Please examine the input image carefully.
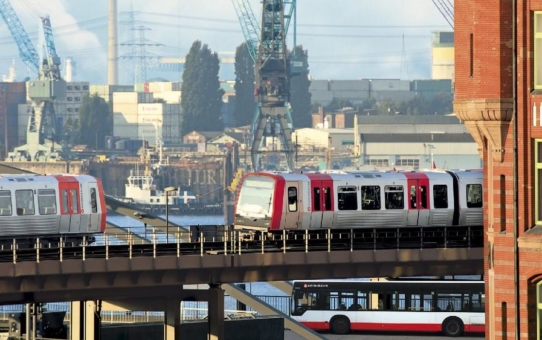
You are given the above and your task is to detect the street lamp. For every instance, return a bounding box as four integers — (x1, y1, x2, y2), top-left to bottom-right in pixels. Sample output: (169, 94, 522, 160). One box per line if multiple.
(164, 186, 177, 243)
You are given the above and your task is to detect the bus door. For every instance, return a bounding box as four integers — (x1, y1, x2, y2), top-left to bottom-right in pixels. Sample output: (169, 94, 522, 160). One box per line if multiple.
(67, 182, 81, 232)
(284, 182, 301, 229)
(406, 178, 430, 226)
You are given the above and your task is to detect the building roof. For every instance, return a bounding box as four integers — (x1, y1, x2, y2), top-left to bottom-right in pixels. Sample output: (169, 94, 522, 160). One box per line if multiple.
(356, 115, 462, 125)
(360, 133, 475, 143)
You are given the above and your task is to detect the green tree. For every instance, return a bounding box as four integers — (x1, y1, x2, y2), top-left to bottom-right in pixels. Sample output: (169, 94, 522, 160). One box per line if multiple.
(233, 42, 256, 127)
(181, 41, 224, 135)
(289, 45, 312, 128)
(325, 98, 354, 112)
(428, 92, 453, 115)
(77, 94, 111, 149)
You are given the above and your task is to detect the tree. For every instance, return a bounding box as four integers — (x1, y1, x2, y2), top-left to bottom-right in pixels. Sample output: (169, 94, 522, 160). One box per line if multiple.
(233, 42, 256, 127)
(76, 94, 111, 149)
(289, 45, 312, 128)
(181, 41, 224, 135)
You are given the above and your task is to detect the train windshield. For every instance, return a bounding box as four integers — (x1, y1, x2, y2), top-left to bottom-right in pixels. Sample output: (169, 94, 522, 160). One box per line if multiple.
(237, 176, 275, 217)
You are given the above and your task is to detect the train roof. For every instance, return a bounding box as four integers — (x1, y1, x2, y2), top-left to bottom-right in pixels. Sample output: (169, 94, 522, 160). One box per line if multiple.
(0, 174, 97, 183)
(244, 169, 483, 182)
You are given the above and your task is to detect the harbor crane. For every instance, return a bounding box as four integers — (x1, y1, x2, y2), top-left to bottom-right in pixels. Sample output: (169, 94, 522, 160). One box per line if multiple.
(0, 1, 66, 161)
(232, 0, 304, 171)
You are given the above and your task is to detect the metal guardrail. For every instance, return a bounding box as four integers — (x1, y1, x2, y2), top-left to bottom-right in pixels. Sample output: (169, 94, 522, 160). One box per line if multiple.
(0, 225, 483, 264)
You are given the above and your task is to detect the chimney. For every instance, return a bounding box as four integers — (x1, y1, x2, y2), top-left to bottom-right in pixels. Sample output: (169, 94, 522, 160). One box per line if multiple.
(108, 0, 118, 85)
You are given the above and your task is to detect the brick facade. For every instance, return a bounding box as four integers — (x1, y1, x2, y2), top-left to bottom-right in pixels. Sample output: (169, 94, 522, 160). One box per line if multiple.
(454, 1, 542, 339)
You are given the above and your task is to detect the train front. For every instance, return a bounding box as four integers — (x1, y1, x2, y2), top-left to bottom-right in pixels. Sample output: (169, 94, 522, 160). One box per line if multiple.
(234, 173, 281, 231)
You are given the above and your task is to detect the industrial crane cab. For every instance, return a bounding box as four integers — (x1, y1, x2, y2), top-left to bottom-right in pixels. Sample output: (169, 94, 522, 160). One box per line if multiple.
(265, 1, 283, 12)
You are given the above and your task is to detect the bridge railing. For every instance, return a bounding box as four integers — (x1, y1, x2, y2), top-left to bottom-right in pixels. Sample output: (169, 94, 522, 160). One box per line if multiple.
(0, 225, 483, 264)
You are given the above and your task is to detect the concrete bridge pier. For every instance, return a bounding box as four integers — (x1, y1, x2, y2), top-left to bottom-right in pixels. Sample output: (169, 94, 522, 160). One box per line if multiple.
(164, 298, 181, 340)
(70, 301, 101, 340)
(207, 283, 224, 340)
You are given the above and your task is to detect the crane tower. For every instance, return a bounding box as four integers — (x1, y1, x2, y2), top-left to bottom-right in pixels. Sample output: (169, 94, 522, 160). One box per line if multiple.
(251, 0, 295, 171)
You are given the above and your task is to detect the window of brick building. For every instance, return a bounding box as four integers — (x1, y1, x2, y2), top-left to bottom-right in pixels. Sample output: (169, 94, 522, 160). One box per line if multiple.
(535, 12, 542, 89)
(536, 140, 542, 224)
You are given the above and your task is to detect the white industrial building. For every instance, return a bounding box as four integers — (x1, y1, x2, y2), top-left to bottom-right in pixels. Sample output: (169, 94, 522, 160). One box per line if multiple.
(354, 115, 480, 169)
(112, 92, 182, 146)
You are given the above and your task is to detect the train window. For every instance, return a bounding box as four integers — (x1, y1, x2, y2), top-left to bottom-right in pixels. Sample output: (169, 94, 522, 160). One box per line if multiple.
(70, 189, 79, 213)
(361, 186, 381, 210)
(410, 186, 417, 208)
(466, 184, 483, 208)
(62, 190, 69, 214)
(0, 190, 12, 216)
(313, 188, 321, 211)
(15, 190, 35, 215)
(288, 187, 298, 212)
(420, 186, 428, 208)
(433, 185, 448, 209)
(338, 186, 357, 210)
(90, 188, 98, 213)
(38, 189, 57, 215)
(324, 187, 332, 211)
(384, 185, 404, 210)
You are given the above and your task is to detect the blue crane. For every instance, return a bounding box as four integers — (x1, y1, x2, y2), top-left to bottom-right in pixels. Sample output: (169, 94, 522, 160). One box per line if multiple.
(0, 0, 40, 74)
(232, 0, 301, 171)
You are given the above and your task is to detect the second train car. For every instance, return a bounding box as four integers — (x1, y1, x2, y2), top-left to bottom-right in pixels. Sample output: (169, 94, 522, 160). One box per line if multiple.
(234, 169, 483, 231)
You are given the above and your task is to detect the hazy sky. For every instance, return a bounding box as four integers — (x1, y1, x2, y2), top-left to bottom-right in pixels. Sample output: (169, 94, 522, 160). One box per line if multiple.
(0, 0, 450, 84)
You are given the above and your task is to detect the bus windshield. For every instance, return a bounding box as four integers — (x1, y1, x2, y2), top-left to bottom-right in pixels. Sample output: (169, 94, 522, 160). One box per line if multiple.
(236, 176, 275, 217)
(291, 279, 485, 336)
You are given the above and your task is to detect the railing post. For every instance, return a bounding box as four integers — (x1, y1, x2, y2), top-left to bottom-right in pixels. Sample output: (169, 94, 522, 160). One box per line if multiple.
(397, 227, 400, 250)
(283, 229, 286, 254)
(177, 229, 181, 258)
(238, 230, 242, 255)
(200, 232, 204, 256)
(129, 232, 132, 260)
(468, 226, 471, 248)
(36, 237, 40, 263)
(224, 230, 228, 256)
(12, 239, 16, 264)
(328, 229, 331, 252)
(58, 236, 64, 262)
(261, 230, 264, 254)
(83, 236, 86, 261)
(350, 229, 353, 252)
(105, 234, 109, 260)
(305, 229, 308, 253)
(152, 228, 156, 259)
(444, 226, 447, 248)
(373, 228, 377, 251)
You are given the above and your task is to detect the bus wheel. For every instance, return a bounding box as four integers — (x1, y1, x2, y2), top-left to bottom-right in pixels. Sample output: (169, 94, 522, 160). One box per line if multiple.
(331, 316, 350, 335)
(442, 317, 464, 337)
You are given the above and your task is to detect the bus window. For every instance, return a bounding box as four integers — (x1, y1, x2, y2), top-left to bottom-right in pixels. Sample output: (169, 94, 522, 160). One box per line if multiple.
(0, 190, 12, 216)
(338, 186, 357, 210)
(288, 187, 297, 212)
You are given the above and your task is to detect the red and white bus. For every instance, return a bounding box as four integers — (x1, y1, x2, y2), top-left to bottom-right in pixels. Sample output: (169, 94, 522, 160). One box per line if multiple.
(291, 279, 485, 336)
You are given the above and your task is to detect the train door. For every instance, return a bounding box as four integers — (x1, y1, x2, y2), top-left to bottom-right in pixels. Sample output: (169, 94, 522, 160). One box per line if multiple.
(406, 178, 430, 226)
(320, 181, 334, 228)
(310, 181, 323, 228)
(68, 182, 81, 233)
(284, 181, 301, 229)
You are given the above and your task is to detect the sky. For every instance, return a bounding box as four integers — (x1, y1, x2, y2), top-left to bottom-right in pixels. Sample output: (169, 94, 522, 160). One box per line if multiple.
(0, 0, 451, 84)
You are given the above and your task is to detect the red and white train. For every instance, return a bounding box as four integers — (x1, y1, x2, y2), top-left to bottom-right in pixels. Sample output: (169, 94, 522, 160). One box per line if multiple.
(0, 174, 106, 243)
(234, 169, 483, 231)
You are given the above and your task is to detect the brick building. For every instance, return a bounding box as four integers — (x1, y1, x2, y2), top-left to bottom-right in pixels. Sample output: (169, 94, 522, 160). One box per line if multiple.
(454, 1, 542, 338)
